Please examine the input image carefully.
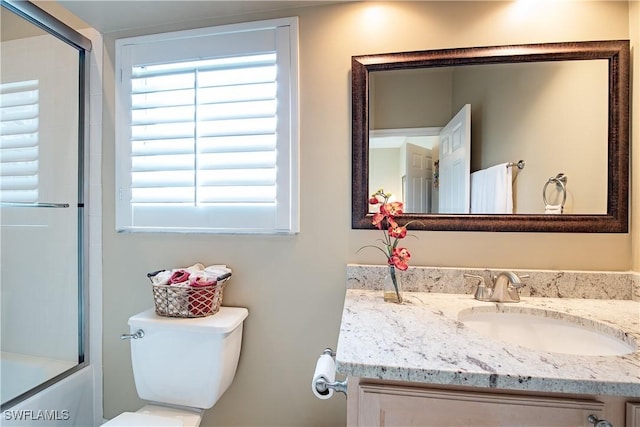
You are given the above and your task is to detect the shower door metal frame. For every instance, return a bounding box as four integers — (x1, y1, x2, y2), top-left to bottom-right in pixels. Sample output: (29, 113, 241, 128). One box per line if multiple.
(0, 0, 92, 411)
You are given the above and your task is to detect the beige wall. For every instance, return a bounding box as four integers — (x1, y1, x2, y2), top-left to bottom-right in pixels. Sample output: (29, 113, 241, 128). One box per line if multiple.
(371, 68, 454, 128)
(92, 1, 635, 426)
(370, 147, 403, 200)
(631, 0, 640, 272)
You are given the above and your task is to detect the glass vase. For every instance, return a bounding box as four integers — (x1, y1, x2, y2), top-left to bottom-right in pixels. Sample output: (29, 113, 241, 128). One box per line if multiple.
(383, 265, 403, 303)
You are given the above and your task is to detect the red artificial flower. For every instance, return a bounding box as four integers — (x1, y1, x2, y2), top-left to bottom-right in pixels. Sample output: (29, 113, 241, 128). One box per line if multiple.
(358, 189, 414, 276)
(389, 222, 407, 239)
(381, 201, 403, 217)
(371, 212, 385, 229)
(390, 247, 411, 270)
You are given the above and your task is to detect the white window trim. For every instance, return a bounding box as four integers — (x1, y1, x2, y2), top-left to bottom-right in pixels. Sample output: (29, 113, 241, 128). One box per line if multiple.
(115, 18, 299, 234)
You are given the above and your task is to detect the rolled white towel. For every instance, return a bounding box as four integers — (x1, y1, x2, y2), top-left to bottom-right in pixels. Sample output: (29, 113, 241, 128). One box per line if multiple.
(184, 263, 205, 274)
(205, 264, 232, 280)
(544, 204, 562, 214)
(150, 270, 172, 285)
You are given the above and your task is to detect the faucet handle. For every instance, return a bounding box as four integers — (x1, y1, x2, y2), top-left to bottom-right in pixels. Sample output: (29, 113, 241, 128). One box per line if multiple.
(463, 273, 485, 285)
(510, 273, 530, 289)
(464, 273, 492, 301)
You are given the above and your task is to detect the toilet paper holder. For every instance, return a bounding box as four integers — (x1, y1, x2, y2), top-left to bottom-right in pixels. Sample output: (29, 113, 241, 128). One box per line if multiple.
(313, 348, 348, 397)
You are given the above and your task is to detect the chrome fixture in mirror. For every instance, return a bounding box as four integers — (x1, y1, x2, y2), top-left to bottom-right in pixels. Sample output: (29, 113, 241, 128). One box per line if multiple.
(352, 40, 629, 232)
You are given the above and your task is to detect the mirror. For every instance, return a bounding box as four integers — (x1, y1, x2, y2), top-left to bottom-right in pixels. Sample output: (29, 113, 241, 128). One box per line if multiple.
(352, 40, 629, 232)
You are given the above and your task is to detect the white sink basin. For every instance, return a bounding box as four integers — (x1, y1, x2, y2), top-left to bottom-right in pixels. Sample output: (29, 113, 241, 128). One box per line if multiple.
(459, 308, 636, 356)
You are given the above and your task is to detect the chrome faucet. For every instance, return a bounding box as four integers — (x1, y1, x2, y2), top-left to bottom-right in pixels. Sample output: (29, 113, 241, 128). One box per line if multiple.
(464, 271, 529, 303)
(489, 271, 528, 302)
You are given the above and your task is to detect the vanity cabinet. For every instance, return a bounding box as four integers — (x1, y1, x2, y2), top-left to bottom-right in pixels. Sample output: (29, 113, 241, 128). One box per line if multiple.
(347, 378, 638, 427)
(628, 403, 640, 426)
(338, 290, 640, 426)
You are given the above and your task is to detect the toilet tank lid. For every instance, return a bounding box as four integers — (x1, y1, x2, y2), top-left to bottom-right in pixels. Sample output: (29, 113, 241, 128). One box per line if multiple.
(129, 307, 248, 334)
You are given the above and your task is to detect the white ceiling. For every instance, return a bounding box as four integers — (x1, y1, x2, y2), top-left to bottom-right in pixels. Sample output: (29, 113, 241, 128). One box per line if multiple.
(52, 1, 347, 33)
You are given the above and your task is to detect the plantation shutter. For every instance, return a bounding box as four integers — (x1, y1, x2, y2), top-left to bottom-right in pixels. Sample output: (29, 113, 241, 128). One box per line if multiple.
(116, 18, 298, 233)
(0, 80, 39, 203)
(130, 53, 278, 205)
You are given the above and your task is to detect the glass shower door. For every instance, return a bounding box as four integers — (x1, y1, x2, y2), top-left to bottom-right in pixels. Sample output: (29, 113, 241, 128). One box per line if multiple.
(0, 6, 83, 408)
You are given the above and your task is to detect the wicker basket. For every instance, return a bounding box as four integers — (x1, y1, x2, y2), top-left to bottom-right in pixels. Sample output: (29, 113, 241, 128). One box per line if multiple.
(151, 279, 228, 318)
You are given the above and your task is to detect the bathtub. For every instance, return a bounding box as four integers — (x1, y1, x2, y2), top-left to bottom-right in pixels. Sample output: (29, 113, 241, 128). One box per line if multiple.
(1, 352, 76, 405)
(1, 352, 95, 426)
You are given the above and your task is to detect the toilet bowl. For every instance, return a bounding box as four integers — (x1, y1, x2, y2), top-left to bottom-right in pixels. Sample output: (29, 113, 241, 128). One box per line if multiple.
(101, 307, 248, 427)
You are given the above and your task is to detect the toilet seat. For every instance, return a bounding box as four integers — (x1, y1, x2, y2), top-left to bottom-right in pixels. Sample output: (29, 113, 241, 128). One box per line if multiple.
(101, 412, 183, 427)
(101, 404, 203, 427)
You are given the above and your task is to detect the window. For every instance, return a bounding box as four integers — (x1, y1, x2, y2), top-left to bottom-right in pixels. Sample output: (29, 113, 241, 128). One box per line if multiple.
(0, 80, 39, 203)
(115, 18, 299, 233)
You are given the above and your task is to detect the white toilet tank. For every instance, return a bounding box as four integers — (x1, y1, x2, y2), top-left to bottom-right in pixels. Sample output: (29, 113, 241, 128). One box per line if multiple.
(128, 307, 248, 409)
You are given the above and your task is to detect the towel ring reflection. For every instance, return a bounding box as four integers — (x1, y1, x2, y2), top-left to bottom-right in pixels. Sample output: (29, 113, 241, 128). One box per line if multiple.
(543, 173, 567, 208)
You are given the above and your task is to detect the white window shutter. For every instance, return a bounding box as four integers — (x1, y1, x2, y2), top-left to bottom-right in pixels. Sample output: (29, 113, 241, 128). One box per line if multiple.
(0, 80, 39, 203)
(115, 18, 299, 233)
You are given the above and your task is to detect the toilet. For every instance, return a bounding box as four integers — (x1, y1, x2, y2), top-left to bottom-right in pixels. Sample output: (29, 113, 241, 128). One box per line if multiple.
(102, 306, 249, 427)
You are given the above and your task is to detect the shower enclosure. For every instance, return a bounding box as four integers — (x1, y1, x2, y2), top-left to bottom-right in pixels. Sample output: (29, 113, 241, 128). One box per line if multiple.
(0, 0, 92, 414)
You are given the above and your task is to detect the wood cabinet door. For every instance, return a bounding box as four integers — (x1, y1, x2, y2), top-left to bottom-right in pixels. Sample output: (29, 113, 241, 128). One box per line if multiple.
(357, 383, 605, 427)
(627, 402, 640, 427)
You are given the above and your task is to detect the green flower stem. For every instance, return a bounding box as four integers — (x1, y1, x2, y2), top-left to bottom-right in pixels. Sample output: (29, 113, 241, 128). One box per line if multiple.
(389, 265, 401, 302)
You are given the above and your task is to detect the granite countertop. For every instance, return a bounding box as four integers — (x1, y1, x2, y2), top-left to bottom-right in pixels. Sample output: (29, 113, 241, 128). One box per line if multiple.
(336, 289, 640, 397)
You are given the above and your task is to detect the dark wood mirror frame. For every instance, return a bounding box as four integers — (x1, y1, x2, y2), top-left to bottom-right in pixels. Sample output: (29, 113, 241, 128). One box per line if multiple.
(352, 40, 629, 232)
